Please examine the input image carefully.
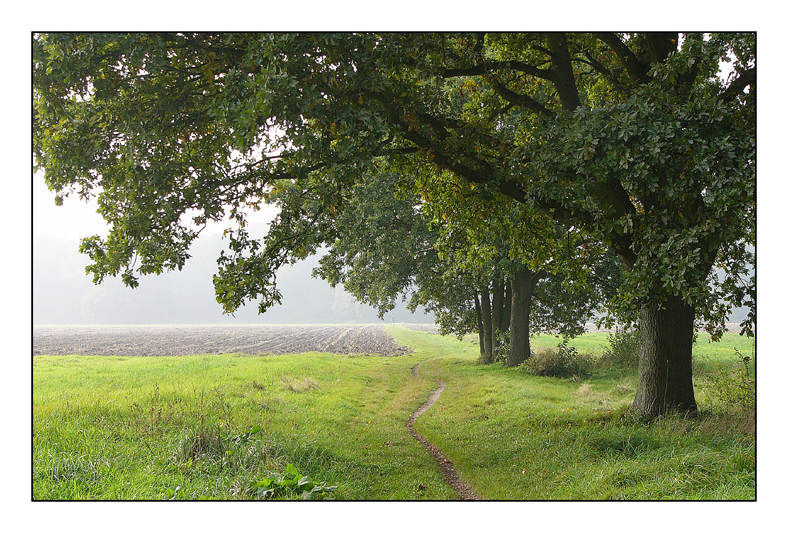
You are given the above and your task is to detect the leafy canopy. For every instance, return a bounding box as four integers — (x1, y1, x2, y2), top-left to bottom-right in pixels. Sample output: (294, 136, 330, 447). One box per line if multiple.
(33, 32, 754, 337)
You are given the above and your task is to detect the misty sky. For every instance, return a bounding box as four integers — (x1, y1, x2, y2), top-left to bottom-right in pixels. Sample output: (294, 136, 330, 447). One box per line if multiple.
(32, 171, 433, 325)
(33, 169, 280, 240)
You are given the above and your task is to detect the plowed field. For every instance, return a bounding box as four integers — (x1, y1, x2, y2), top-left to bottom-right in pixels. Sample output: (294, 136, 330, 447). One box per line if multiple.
(32, 324, 412, 357)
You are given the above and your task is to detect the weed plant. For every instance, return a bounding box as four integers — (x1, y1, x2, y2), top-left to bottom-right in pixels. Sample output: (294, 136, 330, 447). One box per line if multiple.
(251, 463, 337, 500)
(705, 349, 755, 409)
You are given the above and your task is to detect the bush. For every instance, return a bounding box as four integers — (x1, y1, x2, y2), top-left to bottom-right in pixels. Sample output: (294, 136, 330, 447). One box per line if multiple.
(524, 339, 593, 379)
(706, 349, 755, 412)
(599, 327, 641, 368)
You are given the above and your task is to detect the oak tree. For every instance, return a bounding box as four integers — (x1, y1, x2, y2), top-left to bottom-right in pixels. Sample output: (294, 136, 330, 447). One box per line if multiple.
(33, 32, 754, 419)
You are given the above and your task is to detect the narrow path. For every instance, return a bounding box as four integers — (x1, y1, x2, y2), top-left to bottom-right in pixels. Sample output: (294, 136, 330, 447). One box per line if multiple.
(408, 361, 480, 500)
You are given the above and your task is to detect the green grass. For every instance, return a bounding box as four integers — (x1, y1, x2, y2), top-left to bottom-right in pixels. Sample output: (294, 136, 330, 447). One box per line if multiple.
(33, 327, 754, 500)
(33, 349, 455, 500)
(530, 331, 611, 357)
(529, 329, 754, 363)
(389, 327, 754, 500)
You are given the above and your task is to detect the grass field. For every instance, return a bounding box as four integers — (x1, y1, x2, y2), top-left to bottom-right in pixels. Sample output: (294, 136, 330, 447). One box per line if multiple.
(32, 326, 755, 500)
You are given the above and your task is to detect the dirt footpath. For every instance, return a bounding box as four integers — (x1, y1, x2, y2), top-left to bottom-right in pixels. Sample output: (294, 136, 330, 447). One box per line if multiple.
(408, 360, 480, 500)
(32, 324, 411, 357)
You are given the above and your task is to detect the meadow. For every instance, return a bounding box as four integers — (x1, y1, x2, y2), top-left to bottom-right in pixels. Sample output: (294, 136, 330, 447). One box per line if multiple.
(32, 326, 755, 500)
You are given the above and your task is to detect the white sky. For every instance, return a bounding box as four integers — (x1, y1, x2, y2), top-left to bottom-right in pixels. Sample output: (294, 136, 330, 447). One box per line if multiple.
(33, 170, 108, 241)
(33, 169, 280, 242)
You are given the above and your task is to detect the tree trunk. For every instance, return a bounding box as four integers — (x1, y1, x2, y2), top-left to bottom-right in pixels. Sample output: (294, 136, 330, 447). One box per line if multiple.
(501, 279, 511, 332)
(491, 277, 505, 361)
(508, 267, 533, 367)
(473, 290, 485, 359)
(631, 294, 698, 420)
(479, 286, 494, 364)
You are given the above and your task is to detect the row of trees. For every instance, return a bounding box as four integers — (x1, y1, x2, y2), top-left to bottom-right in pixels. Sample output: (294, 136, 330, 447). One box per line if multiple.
(33, 32, 755, 419)
(273, 166, 620, 367)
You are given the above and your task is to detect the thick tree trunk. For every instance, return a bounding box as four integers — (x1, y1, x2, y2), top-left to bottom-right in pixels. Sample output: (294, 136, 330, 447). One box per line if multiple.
(632, 294, 698, 419)
(479, 286, 494, 364)
(508, 267, 533, 367)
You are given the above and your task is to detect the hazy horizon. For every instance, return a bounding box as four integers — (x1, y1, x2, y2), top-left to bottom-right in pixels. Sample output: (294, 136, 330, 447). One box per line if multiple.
(33, 172, 435, 326)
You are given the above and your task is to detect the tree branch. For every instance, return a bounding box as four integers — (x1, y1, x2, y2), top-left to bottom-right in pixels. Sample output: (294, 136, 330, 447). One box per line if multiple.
(442, 60, 555, 81)
(593, 32, 651, 85)
(472, 33, 486, 54)
(720, 67, 756, 102)
(366, 83, 638, 265)
(547, 33, 582, 111)
(645, 33, 679, 64)
(488, 79, 556, 118)
(578, 51, 629, 94)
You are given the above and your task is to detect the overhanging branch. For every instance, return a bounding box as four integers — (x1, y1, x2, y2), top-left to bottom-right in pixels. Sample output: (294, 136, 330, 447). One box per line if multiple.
(488, 79, 556, 118)
(593, 32, 651, 85)
(442, 60, 555, 82)
(720, 67, 756, 102)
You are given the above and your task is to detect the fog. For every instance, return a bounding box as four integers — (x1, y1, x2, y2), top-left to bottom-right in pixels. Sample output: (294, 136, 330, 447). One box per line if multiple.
(33, 226, 434, 326)
(32, 168, 435, 326)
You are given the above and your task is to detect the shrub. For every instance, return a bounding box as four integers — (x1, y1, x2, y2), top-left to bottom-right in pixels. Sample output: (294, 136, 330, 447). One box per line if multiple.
(167, 424, 265, 472)
(599, 327, 641, 369)
(706, 349, 755, 412)
(524, 339, 593, 379)
(172, 429, 225, 464)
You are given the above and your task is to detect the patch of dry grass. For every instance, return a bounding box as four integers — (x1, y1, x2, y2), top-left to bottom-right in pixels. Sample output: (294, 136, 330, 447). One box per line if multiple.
(573, 379, 635, 411)
(281, 377, 319, 393)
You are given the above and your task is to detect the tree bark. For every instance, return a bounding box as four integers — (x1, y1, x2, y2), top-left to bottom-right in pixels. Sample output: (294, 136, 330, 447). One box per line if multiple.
(546, 33, 582, 112)
(491, 277, 505, 361)
(479, 286, 494, 364)
(473, 290, 485, 360)
(508, 267, 533, 367)
(632, 294, 698, 419)
(501, 279, 511, 332)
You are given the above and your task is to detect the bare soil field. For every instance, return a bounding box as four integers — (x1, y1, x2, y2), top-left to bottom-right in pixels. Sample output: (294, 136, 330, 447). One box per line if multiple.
(33, 324, 411, 357)
(32, 322, 744, 358)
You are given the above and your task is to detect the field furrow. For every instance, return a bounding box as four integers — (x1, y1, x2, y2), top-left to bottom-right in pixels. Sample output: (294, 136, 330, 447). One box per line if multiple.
(33, 324, 411, 357)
